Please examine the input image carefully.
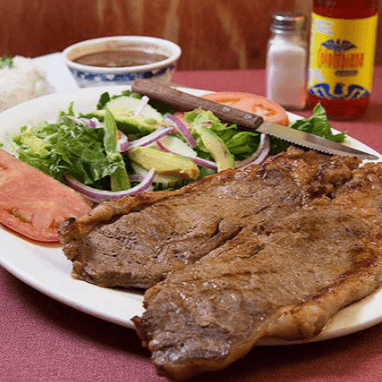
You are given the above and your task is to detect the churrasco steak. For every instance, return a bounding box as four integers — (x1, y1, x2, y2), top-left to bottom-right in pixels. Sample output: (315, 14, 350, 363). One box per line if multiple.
(59, 148, 360, 289)
(132, 163, 382, 380)
(58, 148, 382, 380)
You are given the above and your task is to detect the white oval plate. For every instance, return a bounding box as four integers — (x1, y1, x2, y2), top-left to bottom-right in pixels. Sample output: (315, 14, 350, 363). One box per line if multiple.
(0, 85, 381, 345)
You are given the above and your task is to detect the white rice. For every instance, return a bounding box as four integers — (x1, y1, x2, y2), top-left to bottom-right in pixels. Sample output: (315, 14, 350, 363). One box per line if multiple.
(0, 56, 47, 112)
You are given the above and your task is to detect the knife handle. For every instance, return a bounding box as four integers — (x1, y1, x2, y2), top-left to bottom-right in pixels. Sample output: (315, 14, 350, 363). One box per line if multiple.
(131, 79, 264, 130)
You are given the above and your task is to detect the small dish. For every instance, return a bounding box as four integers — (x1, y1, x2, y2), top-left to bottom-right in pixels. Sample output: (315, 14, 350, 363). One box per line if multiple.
(62, 36, 181, 88)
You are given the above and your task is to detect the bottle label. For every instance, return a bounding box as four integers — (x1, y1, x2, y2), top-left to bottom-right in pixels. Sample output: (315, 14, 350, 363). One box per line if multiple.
(308, 13, 378, 100)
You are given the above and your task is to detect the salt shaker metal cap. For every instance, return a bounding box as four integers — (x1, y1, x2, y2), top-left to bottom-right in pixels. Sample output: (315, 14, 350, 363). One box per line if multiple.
(270, 12, 307, 33)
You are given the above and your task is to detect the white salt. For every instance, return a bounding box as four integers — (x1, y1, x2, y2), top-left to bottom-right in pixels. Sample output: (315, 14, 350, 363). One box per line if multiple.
(266, 33, 307, 110)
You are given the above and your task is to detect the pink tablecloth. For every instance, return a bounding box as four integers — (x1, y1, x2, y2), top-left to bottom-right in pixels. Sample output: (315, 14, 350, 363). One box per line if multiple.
(1, 68, 382, 382)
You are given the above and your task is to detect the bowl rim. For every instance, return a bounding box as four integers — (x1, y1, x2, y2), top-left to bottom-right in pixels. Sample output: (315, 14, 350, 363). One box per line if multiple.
(62, 35, 181, 73)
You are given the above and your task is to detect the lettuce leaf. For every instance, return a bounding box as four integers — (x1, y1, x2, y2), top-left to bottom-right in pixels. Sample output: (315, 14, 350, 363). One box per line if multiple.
(289, 103, 346, 143)
(11, 107, 128, 189)
(184, 108, 260, 161)
(184, 104, 346, 157)
(268, 103, 347, 154)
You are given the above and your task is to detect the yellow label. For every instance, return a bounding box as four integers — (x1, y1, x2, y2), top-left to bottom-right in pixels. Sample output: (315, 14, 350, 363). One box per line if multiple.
(308, 13, 378, 100)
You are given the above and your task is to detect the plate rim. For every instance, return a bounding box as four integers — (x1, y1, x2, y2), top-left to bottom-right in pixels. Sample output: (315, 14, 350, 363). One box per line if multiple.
(0, 84, 382, 346)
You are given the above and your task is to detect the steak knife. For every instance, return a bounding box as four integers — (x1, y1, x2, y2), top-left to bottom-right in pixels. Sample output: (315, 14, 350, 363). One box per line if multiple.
(131, 79, 379, 160)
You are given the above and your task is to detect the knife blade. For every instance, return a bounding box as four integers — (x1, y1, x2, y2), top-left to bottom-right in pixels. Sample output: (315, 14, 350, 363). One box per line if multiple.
(131, 79, 379, 160)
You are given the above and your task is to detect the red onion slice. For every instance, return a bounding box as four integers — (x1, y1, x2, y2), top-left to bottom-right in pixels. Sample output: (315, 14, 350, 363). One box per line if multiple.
(156, 140, 218, 171)
(65, 116, 86, 126)
(129, 173, 144, 182)
(65, 116, 104, 129)
(189, 156, 218, 170)
(252, 136, 271, 165)
(127, 127, 174, 151)
(235, 134, 270, 169)
(165, 114, 197, 148)
(156, 140, 173, 153)
(117, 131, 129, 152)
(134, 95, 149, 116)
(64, 169, 155, 202)
(88, 117, 104, 129)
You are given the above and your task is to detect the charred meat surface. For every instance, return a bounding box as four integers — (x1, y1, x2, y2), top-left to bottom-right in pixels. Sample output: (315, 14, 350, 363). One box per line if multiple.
(132, 170, 382, 380)
(59, 148, 360, 289)
(58, 148, 382, 381)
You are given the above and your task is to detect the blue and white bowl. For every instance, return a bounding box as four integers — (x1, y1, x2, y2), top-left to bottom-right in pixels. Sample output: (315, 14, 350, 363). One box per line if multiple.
(62, 36, 181, 88)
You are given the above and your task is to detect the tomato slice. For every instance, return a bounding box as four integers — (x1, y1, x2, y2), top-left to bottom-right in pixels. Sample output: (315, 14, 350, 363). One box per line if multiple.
(201, 92, 289, 126)
(0, 149, 92, 242)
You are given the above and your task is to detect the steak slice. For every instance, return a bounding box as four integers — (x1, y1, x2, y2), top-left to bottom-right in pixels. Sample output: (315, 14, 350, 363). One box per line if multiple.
(59, 148, 360, 289)
(132, 194, 382, 380)
(332, 162, 382, 229)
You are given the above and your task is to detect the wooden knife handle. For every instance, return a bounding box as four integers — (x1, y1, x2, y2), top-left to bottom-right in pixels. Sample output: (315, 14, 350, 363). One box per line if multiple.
(131, 79, 264, 130)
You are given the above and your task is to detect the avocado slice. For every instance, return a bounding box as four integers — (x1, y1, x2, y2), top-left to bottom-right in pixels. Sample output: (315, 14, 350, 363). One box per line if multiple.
(131, 162, 190, 188)
(192, 123, 235, 172)
(103, 108, 130, 191)
(129, 147, 200, 179)
(81, 109, 162, 138)
(84, 95, 165, 138)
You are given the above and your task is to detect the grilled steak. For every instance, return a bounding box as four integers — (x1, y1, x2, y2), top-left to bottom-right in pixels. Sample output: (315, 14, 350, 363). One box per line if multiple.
(59, 148, 360, 289)
(58, 148, 382, 380)
(132, 163, 382, 380)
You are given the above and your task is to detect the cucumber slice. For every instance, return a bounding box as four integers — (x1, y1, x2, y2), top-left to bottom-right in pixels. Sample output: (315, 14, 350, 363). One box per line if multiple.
(81, 110, 161, 137)
(192, 124, 235, 172)
(158, 135, 197, 157)
(106, 96, 164, 121)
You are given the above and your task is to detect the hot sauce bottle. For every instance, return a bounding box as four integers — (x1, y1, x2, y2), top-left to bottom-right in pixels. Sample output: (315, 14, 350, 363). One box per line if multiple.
(307, 0, 379, 119)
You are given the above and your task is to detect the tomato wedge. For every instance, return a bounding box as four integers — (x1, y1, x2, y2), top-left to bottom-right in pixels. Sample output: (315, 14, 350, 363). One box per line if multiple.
(0, 149, 92, 242)
(201, 92, 289, 126)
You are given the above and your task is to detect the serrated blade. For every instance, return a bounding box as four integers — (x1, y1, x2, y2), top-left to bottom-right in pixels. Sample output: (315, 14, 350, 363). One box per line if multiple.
(257, 122, 378, 160)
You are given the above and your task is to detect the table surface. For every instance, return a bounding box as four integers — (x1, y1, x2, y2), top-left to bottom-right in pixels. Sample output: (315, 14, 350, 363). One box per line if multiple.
(1, 67, 382, 382)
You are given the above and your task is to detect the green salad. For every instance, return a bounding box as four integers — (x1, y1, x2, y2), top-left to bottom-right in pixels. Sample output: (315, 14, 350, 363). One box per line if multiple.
(10, 90, 346, 202)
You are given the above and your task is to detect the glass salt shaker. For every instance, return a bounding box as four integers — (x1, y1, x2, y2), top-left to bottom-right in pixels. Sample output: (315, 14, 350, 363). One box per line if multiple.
(266, 12, 308, 110)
